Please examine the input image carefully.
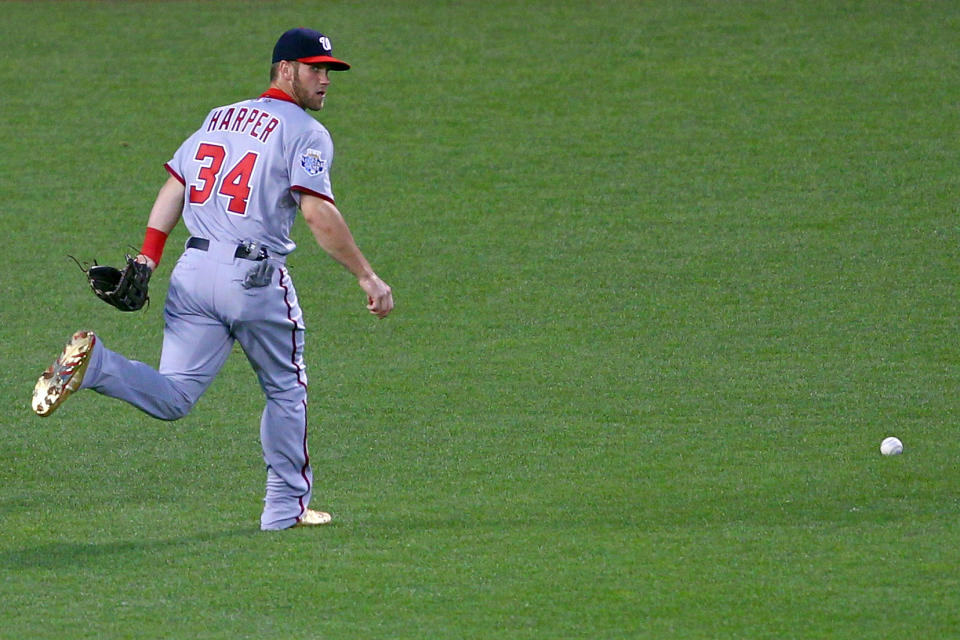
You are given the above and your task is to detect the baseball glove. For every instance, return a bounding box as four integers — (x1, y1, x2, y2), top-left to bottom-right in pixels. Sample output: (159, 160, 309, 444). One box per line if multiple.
(71, 254, 152, 312)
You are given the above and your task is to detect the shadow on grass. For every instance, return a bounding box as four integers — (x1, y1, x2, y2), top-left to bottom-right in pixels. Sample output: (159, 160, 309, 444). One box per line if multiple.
(1, 527, 259, 570)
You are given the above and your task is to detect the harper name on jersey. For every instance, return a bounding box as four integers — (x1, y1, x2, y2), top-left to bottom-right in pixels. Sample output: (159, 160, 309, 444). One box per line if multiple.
(205, 106, 280, 143)
(166, 90, 336, 256)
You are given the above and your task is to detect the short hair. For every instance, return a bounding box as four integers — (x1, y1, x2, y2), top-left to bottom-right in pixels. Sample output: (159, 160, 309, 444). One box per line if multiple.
(270, 60, 301, 82)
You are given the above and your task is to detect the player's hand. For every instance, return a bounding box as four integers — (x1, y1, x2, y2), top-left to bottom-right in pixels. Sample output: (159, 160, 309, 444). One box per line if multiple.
(135, 254, 157, 272)
(358, 274, 393, 318)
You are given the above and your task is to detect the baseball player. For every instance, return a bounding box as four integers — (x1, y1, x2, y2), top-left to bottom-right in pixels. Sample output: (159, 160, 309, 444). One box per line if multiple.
(31, 28, 394, 530)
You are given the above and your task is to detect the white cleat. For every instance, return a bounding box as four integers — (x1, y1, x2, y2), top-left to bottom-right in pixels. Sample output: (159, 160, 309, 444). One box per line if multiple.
(293, 509, 333, 527)
(32, 331, 96, 417)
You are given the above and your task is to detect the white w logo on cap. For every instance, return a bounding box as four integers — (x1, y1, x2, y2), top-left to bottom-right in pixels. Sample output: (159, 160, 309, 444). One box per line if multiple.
(318, 36, 331, 50)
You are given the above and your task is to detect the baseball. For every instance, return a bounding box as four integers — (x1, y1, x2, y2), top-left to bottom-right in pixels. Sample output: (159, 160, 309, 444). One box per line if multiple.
(880, 436, 903, 456)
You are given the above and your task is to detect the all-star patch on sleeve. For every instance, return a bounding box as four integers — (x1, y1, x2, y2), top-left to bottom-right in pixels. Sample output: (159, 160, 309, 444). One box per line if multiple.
(300, 148, 327, 176)
(290, 125, 335, 203)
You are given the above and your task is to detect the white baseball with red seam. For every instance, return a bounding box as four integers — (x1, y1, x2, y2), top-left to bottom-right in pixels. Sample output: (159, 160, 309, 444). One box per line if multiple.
(880, 437, 903, 456)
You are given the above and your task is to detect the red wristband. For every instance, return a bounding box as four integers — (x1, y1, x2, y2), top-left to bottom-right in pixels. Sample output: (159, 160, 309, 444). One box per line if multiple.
(140, 226, 169, 266)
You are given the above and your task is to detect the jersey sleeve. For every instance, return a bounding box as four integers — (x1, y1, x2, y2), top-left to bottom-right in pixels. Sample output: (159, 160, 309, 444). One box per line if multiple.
(165, 130, 199, 185)
(288, 127, 335, 204)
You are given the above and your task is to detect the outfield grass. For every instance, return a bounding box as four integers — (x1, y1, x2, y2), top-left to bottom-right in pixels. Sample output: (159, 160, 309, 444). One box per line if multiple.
(2, 1, 959, 638)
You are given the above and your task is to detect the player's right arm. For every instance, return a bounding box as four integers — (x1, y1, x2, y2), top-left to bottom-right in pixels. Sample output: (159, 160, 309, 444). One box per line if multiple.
(147, 175, 186, 234)
(137, 175, 186, 270)
(299, 193, 393, 318)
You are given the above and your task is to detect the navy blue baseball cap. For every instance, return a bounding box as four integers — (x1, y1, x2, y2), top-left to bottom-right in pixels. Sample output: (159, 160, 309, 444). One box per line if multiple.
(272, 28, 350, 70)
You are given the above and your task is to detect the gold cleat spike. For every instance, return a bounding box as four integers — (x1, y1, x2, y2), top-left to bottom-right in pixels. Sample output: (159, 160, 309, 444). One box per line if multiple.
(293, 509, 332, 527)
(32, 331, 96, 417)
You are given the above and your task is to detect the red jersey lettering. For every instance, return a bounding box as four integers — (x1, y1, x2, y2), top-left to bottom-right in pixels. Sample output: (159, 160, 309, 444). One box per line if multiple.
(189, 143, 226, 204)
(219, 151, 258, 215)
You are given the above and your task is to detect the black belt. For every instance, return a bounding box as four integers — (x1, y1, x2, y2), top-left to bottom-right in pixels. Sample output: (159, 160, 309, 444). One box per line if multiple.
(186, 237, 269, 261)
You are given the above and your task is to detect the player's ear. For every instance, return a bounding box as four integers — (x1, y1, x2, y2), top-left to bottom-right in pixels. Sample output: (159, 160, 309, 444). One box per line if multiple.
(282, 60, 299, 81)
(272, 60, 291, 84)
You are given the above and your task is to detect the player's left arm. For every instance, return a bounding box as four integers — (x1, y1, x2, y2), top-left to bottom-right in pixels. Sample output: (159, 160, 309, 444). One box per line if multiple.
(299, 193, 393, 318)
(137, 175, 186, 270)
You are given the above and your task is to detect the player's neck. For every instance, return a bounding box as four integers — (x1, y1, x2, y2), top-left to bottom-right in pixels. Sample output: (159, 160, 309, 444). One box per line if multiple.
(261, 87, 299, 105)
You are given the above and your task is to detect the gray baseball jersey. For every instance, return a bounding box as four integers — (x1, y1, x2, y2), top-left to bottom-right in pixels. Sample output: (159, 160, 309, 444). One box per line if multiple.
(165, 88, 336, 254)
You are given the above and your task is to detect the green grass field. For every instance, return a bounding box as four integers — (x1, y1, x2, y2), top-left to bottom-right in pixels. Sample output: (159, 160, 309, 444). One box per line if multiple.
(2, 1, 959, 637)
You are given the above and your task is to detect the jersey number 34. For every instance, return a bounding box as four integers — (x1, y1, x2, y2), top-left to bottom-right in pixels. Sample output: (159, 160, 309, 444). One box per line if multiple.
(189, 143, 259, 215)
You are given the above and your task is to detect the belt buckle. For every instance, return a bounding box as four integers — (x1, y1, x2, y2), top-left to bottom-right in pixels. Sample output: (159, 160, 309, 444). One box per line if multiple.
(240, 241, 265, 260)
